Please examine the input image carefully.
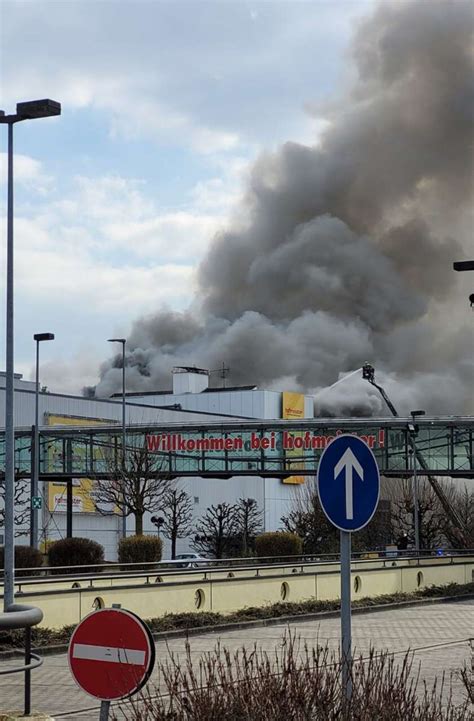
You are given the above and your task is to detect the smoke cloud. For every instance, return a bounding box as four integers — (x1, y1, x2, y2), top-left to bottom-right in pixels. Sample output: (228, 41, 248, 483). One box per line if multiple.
(93, 0, 474, 416)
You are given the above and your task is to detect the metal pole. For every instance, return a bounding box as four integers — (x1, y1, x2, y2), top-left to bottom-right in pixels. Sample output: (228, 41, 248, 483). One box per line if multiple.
(24, 625, 31, 716)
(121, 341, 127, 540)
(340, 530, 352, 702)
(31, 339, 40, 547)
(99, 700, 110, 721)
(66, 478, 73, 538)
(4, 120, 15, 611)
(412, 444, 420, 554)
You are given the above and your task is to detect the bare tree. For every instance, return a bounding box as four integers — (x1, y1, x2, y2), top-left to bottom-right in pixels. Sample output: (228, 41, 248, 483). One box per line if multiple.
(94, 438, 172, 535)
(388, 478, 446, 550)
(160, 485, 193, 559)
(281, 483, 339, 554)
(192, 502, 238, 558)
(281, 482, 391, 554)
(0, 473, 29, 538)
(235, 498, 263, 555)
(436, 482, 474, 549)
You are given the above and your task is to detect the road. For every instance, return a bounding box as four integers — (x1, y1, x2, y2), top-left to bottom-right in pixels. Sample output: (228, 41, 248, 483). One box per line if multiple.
(1, 599, 472, 720)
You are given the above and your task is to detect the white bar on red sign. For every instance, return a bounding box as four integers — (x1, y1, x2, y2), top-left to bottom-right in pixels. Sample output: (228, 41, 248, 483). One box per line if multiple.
(72, 643, 146, 665)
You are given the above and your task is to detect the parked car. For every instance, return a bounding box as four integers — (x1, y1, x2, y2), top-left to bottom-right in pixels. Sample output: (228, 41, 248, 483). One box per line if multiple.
(159, 553, 211, 569)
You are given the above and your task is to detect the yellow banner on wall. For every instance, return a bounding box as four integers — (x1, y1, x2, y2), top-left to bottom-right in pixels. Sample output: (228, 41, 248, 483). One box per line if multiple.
(282, 392, 305, 420)
(282, 392, 305, 484)
(46, 414, 114, 513)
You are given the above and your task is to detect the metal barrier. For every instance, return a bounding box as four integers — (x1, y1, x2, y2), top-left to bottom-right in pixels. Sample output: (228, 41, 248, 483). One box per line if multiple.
(2, 549, 472, 582)
(0, 604, 44, 715)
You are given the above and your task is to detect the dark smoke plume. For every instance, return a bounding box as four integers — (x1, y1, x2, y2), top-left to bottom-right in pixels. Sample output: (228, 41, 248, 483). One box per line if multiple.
(94, 0, 474, 416)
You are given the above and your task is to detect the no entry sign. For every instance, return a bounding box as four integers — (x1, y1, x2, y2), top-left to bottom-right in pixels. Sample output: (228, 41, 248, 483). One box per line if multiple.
(68, 608, 155, 701)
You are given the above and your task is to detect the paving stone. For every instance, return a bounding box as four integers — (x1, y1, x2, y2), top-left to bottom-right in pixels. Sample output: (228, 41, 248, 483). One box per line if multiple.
(0, 600, 472, 719)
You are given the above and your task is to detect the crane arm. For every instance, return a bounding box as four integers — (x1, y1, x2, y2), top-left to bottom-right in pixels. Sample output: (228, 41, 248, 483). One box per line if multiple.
(361, 364, 471, 547)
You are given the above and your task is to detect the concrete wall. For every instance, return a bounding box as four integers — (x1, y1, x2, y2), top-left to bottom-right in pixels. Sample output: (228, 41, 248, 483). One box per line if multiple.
(6, 555, 473, 629)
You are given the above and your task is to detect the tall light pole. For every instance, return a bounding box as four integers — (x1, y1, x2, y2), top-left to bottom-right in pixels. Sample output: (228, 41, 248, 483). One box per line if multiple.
(0, 99, 61, 611)
(409, 409, 425, 554)
(31, 333, 55, 548)
(453, 261, 474, 307)
(108, 338, 127, 539)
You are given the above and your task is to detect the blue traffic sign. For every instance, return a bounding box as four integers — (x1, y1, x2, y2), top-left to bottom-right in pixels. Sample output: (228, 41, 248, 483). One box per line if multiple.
(317, 434, 380, 532)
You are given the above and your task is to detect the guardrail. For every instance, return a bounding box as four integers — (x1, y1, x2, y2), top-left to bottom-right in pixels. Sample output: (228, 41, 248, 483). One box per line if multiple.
(2, 548, 471, 582)
(0, 603, 44, 715)
(3, 551, 472, 596)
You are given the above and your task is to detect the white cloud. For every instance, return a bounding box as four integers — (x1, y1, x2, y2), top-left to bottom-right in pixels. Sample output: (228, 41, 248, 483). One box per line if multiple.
(0, 153, 54, 194)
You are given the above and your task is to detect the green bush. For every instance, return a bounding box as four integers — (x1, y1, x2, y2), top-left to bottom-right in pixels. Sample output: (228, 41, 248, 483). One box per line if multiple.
(0, 545, 44, 577)
(118, 534, 162, 570)
(48, 537, 104, 574)
(255, 531, 303, 558)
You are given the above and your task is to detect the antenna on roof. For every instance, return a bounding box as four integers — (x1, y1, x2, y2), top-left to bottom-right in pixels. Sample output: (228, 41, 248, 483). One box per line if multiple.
(209, 362, 230, 388)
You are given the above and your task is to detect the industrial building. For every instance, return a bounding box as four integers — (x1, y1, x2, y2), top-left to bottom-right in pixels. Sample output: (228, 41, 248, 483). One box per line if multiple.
(0, 368, 314, 559)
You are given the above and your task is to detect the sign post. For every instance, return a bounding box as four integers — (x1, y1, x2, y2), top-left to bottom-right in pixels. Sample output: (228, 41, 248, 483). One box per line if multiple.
(317, 434, 380, 702)
(68, 607, 155, 719)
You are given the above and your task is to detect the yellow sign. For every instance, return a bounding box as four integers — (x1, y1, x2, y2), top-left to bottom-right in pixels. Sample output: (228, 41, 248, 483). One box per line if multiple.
(46, 414, 114, 513)
(282, 392, 305, 420)
(282, 392, 305, 484)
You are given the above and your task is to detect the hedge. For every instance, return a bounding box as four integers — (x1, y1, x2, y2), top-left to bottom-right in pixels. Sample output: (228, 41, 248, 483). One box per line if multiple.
(118, 534, 162, 570)
(48, 537, 104, 574)
(255, 531, 303, 557)
(0, 545, 44, 577)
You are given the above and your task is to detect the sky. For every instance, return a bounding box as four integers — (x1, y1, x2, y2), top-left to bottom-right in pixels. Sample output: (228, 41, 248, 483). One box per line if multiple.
(0, 0, 378, 394)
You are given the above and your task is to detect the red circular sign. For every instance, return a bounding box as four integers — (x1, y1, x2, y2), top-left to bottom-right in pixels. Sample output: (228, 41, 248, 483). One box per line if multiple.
(68, 608, 155, 701)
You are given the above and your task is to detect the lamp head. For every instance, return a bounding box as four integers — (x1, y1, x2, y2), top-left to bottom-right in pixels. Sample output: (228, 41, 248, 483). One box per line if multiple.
(108, 338, 126, 344)
(34, 332, 55, 342)
(16, 99, 61, 119)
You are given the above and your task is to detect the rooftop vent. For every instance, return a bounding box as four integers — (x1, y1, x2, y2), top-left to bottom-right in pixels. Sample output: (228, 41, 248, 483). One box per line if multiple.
(172, 366, 209, 394)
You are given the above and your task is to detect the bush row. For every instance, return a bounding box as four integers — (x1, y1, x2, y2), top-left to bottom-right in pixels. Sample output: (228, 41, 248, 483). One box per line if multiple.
(0, 531, 302, 574)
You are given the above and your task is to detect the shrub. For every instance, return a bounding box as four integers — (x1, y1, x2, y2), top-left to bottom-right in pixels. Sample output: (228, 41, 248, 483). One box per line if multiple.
(118, 535, 162, 570)
(113, 633, 471, 720)
(0, 545, 44, 577)
(48, 537, 104, 574)
(255, 531, 303, 558)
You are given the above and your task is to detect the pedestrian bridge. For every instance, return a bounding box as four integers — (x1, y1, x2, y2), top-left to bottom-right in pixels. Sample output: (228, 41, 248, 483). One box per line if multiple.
(2, 417, 473, 479)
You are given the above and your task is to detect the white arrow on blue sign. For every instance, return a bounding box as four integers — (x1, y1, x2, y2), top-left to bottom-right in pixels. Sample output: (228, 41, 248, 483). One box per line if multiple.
(317, 434, 380, 532)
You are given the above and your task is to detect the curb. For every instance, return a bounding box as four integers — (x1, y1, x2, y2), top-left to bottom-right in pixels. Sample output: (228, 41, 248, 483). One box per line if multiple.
(1, 592, 473, 660)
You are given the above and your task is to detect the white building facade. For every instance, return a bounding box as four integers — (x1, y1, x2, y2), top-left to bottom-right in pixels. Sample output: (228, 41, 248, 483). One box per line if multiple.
(1, 368, 314, 559)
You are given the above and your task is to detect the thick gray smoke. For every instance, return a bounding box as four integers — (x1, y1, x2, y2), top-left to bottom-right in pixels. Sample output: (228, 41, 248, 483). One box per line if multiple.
(94, 0, 474, 416)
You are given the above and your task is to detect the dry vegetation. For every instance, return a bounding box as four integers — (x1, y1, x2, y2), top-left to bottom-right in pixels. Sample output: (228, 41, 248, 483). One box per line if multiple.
(113, 633, 472, 720)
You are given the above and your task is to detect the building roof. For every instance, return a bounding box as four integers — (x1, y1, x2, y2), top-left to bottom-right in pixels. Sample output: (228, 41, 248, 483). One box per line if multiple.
(111, 384, 258, 398)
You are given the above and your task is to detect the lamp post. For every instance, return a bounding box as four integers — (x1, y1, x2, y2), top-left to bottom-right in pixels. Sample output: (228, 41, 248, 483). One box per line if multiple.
(409, 409, 425, 554)
(31, 333, 55, 548)
(453, 260, 474, 307)
(108, 338, 127, 540)
(0, 99, 61, 611)
(151, 515, 165, 540)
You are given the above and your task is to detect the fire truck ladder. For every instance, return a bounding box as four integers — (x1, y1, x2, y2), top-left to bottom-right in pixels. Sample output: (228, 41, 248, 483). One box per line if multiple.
(362, 363, 472, 548)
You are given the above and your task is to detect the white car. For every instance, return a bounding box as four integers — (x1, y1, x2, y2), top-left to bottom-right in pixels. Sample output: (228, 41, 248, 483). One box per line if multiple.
(160, 553, 210, 569)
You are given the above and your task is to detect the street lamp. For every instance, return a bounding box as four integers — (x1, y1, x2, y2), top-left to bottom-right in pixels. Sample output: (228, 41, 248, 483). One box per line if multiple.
(453, 260, 474, 307)
(31, 333, 55, 548)
(108, 338, 127, 540)
(0, 99, 61, 611)
(151, 515, 165, 540)
(409, 410, 425, 555)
